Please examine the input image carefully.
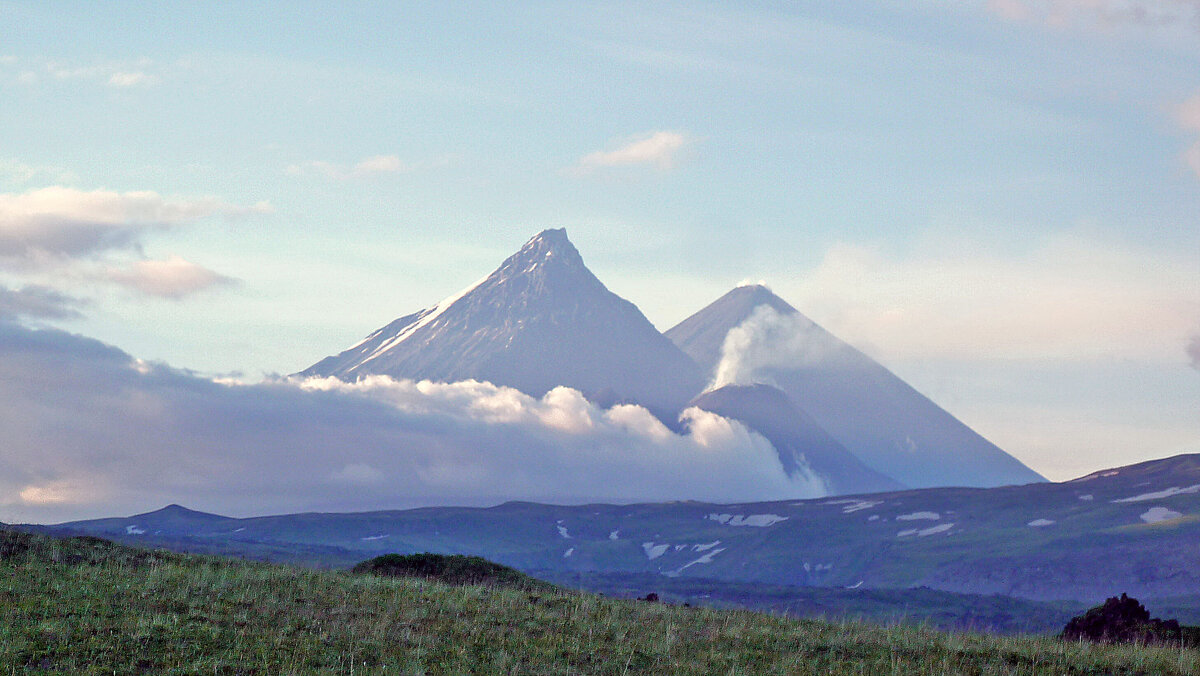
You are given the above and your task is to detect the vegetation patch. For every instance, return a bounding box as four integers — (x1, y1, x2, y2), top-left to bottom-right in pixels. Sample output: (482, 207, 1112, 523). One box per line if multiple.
(5, 528, 1200, 674)
(1062, 593, 1200, 647)
(351, 552, 552, 590)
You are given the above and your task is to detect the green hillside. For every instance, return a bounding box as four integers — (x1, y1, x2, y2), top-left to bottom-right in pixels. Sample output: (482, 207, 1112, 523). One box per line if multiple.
(3, 528, 1198, 675)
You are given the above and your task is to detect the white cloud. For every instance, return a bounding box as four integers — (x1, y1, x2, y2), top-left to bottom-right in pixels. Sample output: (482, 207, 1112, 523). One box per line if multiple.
(984, 0, 1200, 30)
(576, 131, 692, 172)
(780, 233, 1200, 364)
(41, 58, 160, 88)
(1176, 92, 1200, 179)
(286, 154, 410, 179)
(105, 255, 236, 299)
(0, 186, 269, 268)
(0, 324, 821, 523)
(353, 154, 404, 174)
(107, 71, 156, 88)
(0, 159, 77, 186)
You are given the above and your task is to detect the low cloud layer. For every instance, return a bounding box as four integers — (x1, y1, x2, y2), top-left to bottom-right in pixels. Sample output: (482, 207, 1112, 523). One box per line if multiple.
(0, 322, 821, 524)
(576, 131, 691, 172)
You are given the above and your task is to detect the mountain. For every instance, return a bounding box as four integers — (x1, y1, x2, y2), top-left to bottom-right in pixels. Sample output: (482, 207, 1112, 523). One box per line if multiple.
(690, 384, 904, 495)
(665, 285, 1045, 489)
(302, 229, 705, 418)
(37, 454, 1200, 606)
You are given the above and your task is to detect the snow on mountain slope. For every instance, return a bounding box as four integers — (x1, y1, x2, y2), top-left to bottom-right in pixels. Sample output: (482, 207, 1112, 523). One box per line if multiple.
(302, 229, 706, 418)
(666, 285, 1045, 489)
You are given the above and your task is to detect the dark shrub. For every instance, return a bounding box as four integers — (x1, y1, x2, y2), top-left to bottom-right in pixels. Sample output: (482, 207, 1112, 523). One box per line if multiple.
(1061, 594, 1196, 646)
(351, 552, 546, 590)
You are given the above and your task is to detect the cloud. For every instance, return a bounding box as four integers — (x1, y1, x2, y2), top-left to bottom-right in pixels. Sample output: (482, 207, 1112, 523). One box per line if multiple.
(0, 159, 77, 186)
(0, 186, 270, 269)
(285, 154, 410, 179)
(780, 233, 1200, 364)
(576, 131, 692, 172)
(105, 255, 237, 299)
(984, 0, 1200, 31)
(711, 305, 851, 390)
(107, 71, 156, 88)
(0, 323, 822, 523)
(1176, 93, 1200, 179)
(0, 285, 85, 321)
(41, 59, 160, 88)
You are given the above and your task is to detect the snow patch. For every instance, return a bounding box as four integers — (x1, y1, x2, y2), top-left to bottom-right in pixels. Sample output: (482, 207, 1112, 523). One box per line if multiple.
(1078, 494, 1093, 501)
(1113, 484, 1200, 504)
(563, 547, 574, 558)
(556, 524, 571, 539)
(1140, 506, 1183, 524)
(360, 534, 390, 541)
(232, 527, 245, 533)
(608, 529, 620, 540)
(665, 547, 727, 577)
(1027, 519, 1055, 527)
(841, 500, 881, 514)
(899, 523, 955, 537)
(846, 580, 863, 589)
(124, 525, 145, 535)
(642, 542, 669, 560)
(867, 515, 880, 522)
(706, 513, 787, 527)
(692, 540, 721, 552)
(896, 511, 940, 521)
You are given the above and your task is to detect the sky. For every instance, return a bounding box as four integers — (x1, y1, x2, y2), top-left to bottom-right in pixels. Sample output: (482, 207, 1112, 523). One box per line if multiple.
(1, 1, 1198, 521)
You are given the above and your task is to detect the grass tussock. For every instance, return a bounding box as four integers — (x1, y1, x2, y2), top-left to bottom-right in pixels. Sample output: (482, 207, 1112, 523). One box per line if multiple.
(2, 529, 1199, 674)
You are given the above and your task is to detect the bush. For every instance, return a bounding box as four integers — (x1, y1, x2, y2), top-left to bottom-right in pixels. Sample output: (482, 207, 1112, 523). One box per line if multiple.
(351, 552, 548, 590)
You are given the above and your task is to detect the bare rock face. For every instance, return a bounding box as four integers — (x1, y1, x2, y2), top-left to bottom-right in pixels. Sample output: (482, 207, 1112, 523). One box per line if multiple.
(1060, 594, 1186, 645)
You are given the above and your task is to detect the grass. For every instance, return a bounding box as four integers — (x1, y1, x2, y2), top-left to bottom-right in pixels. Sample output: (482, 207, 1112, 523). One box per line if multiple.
(2, 529, 1200, 674)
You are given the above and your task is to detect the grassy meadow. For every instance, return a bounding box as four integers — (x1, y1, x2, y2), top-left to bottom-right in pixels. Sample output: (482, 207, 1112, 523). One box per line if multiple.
(2, 528, 1198, 674)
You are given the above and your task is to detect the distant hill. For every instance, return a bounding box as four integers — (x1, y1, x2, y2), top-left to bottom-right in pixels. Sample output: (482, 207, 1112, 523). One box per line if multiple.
(37, 453, 1200, 605)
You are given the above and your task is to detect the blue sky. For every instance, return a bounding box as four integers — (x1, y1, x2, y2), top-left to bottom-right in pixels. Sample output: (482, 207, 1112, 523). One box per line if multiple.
(0, 0, 1198, 495)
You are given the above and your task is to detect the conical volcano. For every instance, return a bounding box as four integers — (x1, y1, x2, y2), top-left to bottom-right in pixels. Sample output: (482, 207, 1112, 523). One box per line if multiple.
(667, 284, 1045, 489)
(302, 229, 705, 416)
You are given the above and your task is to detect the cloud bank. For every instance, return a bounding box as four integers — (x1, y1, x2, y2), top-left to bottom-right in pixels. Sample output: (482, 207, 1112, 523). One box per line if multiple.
(0, 322, 819, 524)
